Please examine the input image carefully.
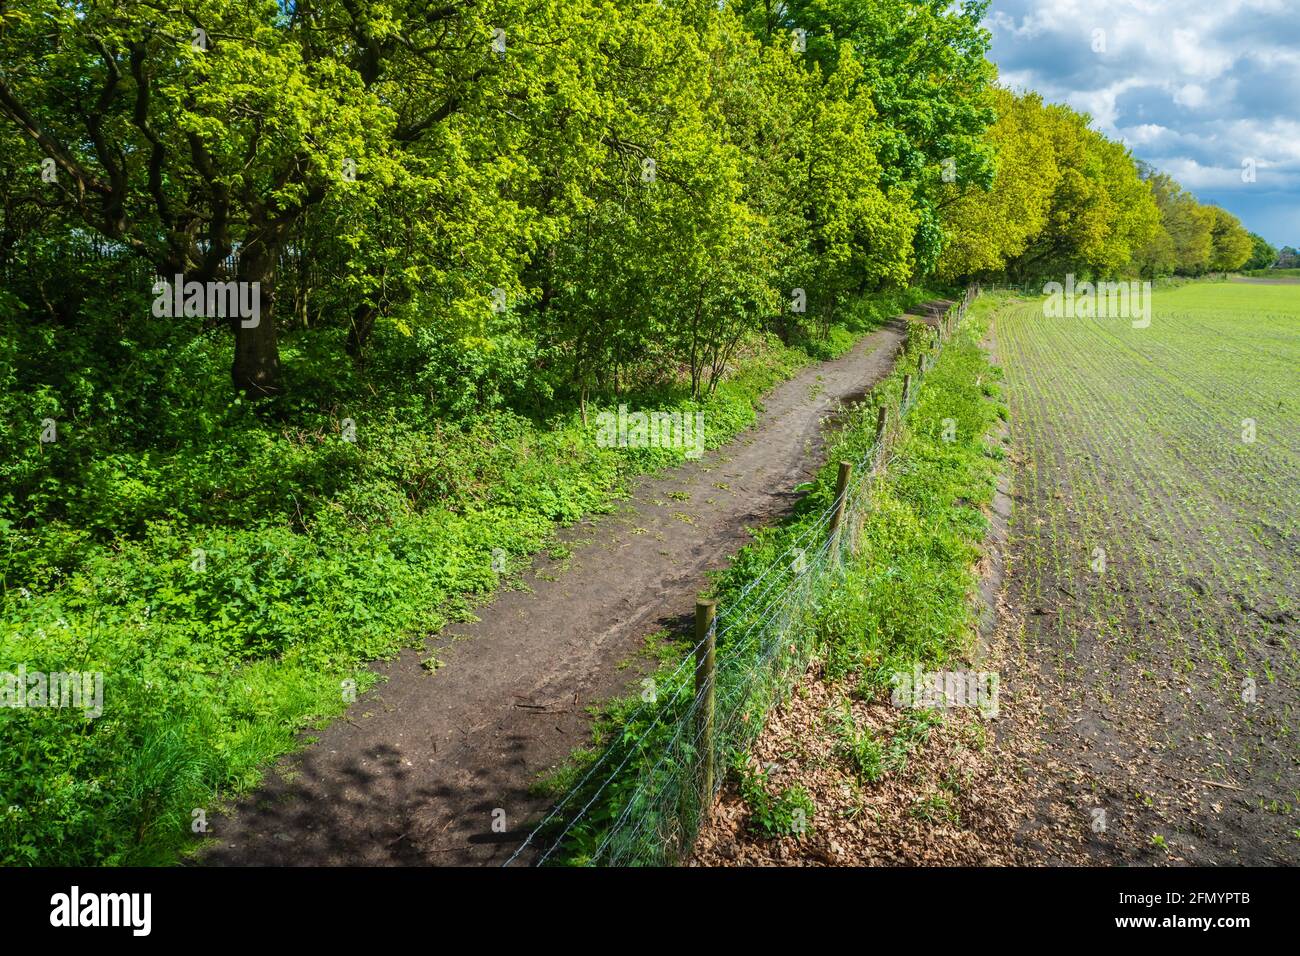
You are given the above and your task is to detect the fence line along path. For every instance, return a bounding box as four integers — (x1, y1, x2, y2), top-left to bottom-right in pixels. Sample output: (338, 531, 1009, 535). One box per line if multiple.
(509, 287, 976, 867)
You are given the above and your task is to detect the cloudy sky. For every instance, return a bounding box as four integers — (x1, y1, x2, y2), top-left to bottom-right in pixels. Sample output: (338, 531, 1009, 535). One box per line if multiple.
(984, 0, 1299, 248)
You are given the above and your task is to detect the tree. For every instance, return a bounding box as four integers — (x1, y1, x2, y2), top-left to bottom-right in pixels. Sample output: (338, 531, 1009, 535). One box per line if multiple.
(938, 89, 1058, 281)
(734, 0, 996, 276)
(0, 1, 403, 394)
(785, 43, 918, 333)
(1132, 222, 1178, 279)
(0, 0, 607, 397)
(1142, 170, 1214, 275)
(1002, 103, 1158, 282)
(1242, 233, 1278, 271)
(1207, 206, 1253, 273)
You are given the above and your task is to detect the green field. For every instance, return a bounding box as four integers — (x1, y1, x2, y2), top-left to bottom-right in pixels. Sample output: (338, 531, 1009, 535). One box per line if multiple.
(995, 281, 1299, 862)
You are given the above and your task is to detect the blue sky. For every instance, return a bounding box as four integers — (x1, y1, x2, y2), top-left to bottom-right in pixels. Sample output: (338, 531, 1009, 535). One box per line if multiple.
(984, 0, 1298, 248)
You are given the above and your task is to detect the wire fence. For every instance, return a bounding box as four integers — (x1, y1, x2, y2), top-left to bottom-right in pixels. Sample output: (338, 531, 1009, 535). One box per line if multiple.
(505, 284, 978, 867)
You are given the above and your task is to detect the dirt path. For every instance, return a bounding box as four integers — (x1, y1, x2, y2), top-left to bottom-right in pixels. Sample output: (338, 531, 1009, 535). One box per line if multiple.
(201, 315, 923, 866)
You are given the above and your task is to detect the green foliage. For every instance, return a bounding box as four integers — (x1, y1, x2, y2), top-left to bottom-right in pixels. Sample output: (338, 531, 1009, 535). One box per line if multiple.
(938, 89, 1251, 285)
(938, 89, 1058, 281)
(753, 0, 997, 274)
(993, 101, 1159, 282)
(1141, 168, 1217, 276)
(736, 759, 816, 839)
(832, 702, 885, 782)
(1207, 206, 1254, 273)
(830, 701, 943, 788)
(1243, 234, 1279, 271)
(0, 278, 820, 864)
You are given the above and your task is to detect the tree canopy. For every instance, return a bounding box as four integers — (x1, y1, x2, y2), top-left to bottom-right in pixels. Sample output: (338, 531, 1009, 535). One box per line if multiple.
(0, 0, 1260, 400)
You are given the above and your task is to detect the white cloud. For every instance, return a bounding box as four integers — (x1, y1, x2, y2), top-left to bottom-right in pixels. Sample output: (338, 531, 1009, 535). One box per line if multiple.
(985, 0, 1300, 243)
(1171, 84, 1206, 109)
(1125, 123, 1169, 145)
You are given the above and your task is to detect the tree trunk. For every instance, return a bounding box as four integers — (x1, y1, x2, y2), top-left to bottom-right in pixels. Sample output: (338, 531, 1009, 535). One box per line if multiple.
(232, 232, 282, 397)
(346, 302, 377, 359)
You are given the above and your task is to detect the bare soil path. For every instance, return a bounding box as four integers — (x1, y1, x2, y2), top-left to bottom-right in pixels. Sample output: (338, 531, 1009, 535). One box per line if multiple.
(201, 313, 928, 866)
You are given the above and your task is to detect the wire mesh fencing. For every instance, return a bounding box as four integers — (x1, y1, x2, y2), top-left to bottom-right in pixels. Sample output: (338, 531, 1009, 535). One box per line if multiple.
(506, 286, 977, 867)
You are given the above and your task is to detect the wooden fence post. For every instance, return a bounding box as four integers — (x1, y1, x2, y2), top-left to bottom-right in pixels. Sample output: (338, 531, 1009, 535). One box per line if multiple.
(827, 460, 853, 562)
(694, 599, 717, 817)
(875, 405, 889, 447)
(901, 373, 911, 408)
